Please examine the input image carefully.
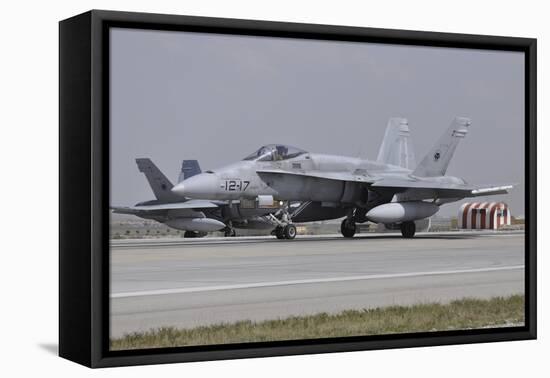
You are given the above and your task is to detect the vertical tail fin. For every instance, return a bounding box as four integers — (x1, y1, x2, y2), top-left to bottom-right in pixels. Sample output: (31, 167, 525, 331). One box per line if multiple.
(412, 117, 471, 177)
(376, 117, 416, 169)
(178, 160, 202, 183)
(135, 158, 178, 201)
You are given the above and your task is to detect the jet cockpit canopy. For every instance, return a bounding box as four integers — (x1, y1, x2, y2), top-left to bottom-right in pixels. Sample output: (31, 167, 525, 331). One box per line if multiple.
(243, 144, 307, 161)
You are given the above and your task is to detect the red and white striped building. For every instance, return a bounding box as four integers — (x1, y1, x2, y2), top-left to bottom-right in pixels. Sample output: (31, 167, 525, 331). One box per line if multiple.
(458, 202, 511, 230)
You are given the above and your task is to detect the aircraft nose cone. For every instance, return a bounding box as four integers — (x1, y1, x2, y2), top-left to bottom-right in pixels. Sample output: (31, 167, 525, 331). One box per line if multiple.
(172, 173, 218, 199)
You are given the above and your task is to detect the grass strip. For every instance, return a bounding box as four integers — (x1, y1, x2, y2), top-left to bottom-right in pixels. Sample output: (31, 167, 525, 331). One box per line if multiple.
(111, 295, 524, 350)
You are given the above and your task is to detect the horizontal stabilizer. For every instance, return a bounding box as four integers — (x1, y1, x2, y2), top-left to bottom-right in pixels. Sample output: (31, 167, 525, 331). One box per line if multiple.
(136, 158, 179, 202)
(111, 199, 218, 214)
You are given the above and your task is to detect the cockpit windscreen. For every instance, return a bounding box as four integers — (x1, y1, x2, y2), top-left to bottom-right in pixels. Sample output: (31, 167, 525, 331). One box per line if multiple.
(243, 144, 307, 161)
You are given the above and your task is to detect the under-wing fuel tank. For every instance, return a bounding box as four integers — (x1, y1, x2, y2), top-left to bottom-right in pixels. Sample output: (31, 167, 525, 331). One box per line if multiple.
(366, 201, 439, 223)
(164, 217, 226, 232)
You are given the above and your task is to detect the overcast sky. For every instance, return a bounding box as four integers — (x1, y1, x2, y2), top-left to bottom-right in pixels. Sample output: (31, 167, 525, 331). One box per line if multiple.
(110, 28, 525, 216)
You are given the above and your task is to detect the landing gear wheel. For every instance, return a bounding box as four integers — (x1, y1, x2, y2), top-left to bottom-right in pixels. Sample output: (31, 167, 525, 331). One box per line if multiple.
(184, 231, 198, 238)
(224, 228, 236, 237)
(341, 218, 357, 238)
(400, 221, 416, 238)
(275, 226, 285, 239)
(284, 224, 297, 239)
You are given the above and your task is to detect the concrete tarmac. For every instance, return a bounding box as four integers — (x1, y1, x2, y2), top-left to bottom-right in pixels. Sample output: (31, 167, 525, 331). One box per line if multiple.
(110, 231, 525, 338)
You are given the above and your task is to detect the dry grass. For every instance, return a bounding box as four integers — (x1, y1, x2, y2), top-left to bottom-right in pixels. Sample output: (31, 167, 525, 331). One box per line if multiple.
(111, 295, 524, 350)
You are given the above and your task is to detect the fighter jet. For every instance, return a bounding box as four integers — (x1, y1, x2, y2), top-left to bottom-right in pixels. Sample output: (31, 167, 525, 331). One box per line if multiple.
(112, 158, 222, 237)
(172, 117, 513, 239)
(111, 158, 280, 237)
(111, 158, 348, 237)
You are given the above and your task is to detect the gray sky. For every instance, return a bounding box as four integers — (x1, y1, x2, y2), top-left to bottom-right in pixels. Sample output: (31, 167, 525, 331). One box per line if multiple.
(110, 28, 525, 217)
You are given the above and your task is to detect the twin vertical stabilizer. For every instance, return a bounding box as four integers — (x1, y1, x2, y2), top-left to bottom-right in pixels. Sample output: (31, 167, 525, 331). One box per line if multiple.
(178, 160, 202, 183)
(376, 117, 416, 169)
(412, 117, 471, 177)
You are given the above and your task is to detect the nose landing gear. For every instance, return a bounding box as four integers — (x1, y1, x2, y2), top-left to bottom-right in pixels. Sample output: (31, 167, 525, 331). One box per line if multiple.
(274, 224, 296, 239)
(269, 202, 297, 240)
(275, 225, 285, 239)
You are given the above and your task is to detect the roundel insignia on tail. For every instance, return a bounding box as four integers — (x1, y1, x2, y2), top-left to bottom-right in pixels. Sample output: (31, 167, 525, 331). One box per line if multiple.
(433, 151, 441, 161)
(161, 183, 167, 191)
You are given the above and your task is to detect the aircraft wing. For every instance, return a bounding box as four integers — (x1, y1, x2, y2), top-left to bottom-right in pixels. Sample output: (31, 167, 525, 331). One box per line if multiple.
(469, 184, 515, 197)
(111, 199, 219, 214)
(256, 168, 375, 183)
(256, 168, 512, 199)
(371, 179, 513, 199)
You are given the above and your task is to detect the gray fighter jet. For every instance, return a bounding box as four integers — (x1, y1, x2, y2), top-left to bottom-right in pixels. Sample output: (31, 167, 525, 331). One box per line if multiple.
(111, 158, 276, 237)
(111, 158, 347, 237)
(172, 117, 513, 239)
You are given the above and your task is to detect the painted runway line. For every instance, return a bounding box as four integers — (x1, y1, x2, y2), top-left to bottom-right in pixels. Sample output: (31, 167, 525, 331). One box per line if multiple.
(111, 264, 524, 298)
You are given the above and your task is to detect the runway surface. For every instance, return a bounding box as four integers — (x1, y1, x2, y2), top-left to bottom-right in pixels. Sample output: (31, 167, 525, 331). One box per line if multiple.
(110, 231, 525, 338)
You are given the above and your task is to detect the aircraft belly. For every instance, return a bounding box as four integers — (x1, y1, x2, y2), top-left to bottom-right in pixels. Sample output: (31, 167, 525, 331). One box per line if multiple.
(222, 206, 273, 219)
(233, 219, 273, 230)
(237, 208, 274, 217)
(292, 202, 348, 222)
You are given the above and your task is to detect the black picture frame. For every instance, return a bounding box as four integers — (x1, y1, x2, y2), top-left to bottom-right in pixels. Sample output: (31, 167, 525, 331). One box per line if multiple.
(59, 9, 537, 368)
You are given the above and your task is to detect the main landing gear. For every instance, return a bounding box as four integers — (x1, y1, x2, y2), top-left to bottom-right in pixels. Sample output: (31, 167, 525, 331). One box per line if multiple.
(183, 231, 206, 238)
(341, 218, 357, 238)
(400, 221, 416, 238)
(223, 221, 236, 237)
(339, 214, 417, 238)
(341, 208, 362, 238)
(224, 228, 236, 237)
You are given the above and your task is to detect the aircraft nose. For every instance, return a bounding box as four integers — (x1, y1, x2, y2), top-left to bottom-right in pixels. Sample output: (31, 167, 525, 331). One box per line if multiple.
(172, 173, 218, 199)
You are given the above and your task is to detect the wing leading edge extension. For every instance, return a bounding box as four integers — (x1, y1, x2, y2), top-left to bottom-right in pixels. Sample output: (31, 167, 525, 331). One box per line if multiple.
(256, 168, 375, 183)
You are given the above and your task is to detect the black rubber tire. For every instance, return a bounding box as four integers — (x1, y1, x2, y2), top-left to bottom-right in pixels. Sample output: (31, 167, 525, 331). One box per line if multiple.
(224, 228, 236, 237)
(284, 224, 297, 239)
(341, 219, 356, 238)
(400, 221, 416, 238)
(184, 231, 198, 238)
(275, 226, 285, 239)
